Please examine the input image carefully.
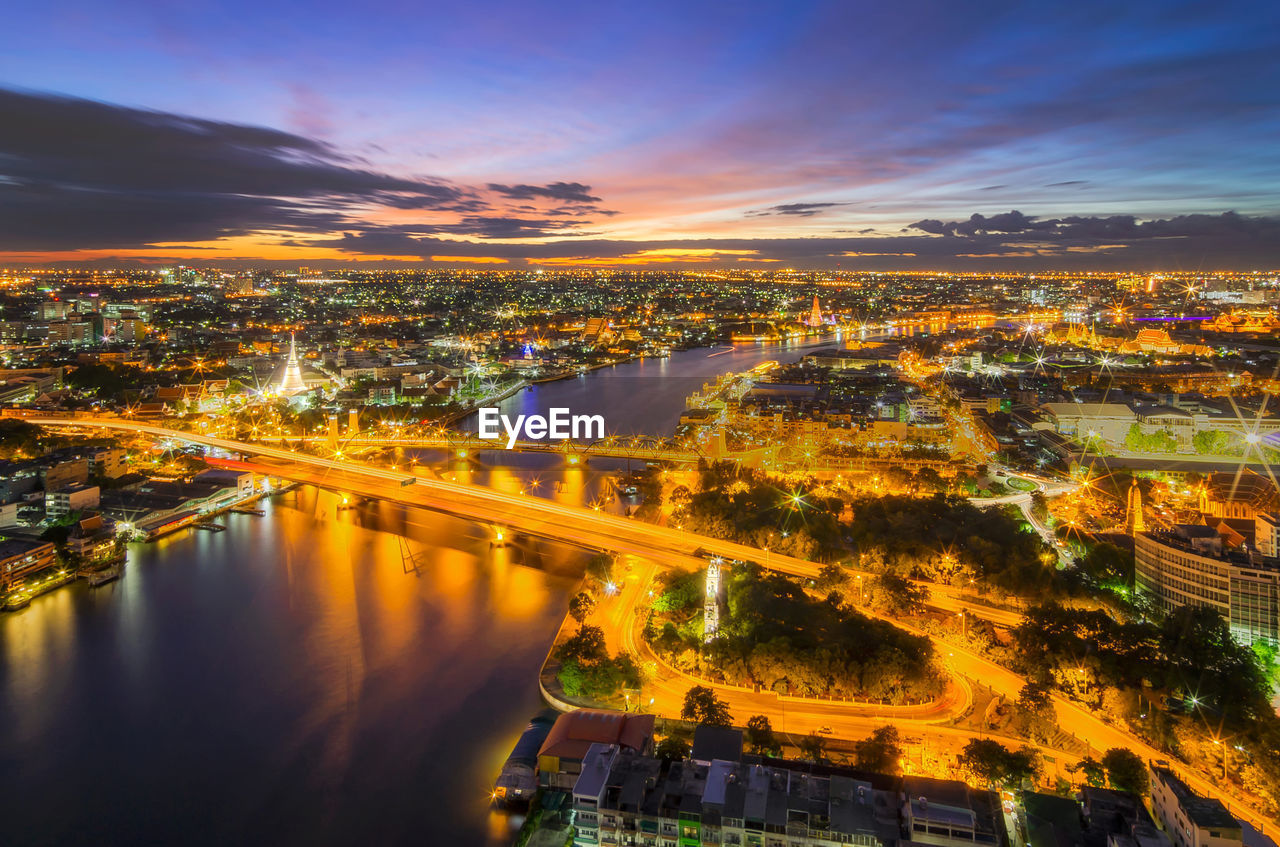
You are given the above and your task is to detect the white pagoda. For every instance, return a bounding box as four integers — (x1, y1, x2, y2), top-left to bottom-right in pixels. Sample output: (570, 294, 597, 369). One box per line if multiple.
(277, 333, 308, 395)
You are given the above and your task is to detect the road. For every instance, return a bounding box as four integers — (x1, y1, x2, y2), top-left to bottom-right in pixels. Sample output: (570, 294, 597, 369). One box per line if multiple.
(29, 417, 1270, 831)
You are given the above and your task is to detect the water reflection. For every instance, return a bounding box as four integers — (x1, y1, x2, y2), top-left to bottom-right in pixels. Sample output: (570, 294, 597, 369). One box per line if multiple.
(0, 486, 580, 846)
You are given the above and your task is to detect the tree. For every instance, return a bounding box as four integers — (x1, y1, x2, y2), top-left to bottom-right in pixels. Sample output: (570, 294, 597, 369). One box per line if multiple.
(1101, 748, 1149, 795)
(568, 590, 596, 626)
(558, 625, 607, 663)
(1071, 756, 1106, 788)
(745, 714, 779, 756)
(682, 685, 733, 727)
(815, 563, 848, 592)
(1017, 682, 1056, 742)
(655, 734, 691, 760)
(1078, 542, 1134, 588)
(960, 739, 1040, 789)
(797, 732, 827, 763)
(872, 572, 929, 616)
(854, 725, 903, 775)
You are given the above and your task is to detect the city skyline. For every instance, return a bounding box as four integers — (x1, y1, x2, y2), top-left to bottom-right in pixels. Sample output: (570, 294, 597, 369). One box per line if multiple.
(1, 0, 1279, 269)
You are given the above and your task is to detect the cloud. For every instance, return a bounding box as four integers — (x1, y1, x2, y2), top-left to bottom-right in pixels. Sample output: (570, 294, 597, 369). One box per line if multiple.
(487, 181, 601, 203)
(746, 201, 849, 217)
(0, 87, 613, 251)
(909, 210, 1056, 236)
(303, 209, 1280, 269)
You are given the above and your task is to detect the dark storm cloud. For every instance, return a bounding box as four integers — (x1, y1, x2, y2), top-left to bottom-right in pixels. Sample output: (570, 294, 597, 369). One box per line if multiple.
(909, 210, 1280, 245)
(0, 87, 486, 249)
(0, 88, 624, 251)
(909, 210, 1057, 236)
(486, 181, 602, 203)
(746, 202, 849, 217)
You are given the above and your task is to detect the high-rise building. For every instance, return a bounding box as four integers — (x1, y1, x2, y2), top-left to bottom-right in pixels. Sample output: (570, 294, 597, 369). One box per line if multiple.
(1135, 525, 1280, 647)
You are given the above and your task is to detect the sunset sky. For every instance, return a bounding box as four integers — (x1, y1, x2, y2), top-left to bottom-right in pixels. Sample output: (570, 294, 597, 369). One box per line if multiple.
(1, 0, 1278, 269)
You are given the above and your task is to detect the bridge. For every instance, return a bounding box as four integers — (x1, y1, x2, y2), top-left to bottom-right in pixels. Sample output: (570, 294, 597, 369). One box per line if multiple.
(258, 427, 965, 475)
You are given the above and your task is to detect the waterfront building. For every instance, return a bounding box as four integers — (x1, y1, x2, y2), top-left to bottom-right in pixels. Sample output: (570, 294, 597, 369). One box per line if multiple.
(0, 536, 58, 591)
(65, 513, 118, 563)
(571, 744, 901, 847)
(1149, 766, 1241, 847)
(1134, 525, 1280, 647)
(537, 709, 655, 791)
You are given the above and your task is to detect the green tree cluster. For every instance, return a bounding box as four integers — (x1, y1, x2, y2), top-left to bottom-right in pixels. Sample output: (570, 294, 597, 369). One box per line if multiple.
(555, 624, 640, 701)
(681, 686, 732, 727)
(854, 726, 903, 775)
(681, 566, 945, 704)
(960, 739, 1040, 789)
(1123, 423, 1178, 454)
(846, 494, 1057, 597)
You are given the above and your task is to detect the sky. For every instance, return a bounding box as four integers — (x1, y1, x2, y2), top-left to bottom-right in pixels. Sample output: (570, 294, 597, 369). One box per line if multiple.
(1, 0, 1278, 270)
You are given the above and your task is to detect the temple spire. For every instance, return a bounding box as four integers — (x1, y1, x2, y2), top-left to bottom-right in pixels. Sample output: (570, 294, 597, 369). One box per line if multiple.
(278, 332, 307, 395)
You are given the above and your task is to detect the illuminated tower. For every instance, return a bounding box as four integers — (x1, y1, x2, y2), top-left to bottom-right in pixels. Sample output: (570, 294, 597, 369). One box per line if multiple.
(806, 295, 823, 328)
(278, 333, 307, 395)
(1126, 479, 1146, 535)
(703, 557, 722, 642)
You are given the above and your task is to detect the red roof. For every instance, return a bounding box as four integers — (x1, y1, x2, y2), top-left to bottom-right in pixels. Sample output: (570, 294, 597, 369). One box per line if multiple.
(537, 709, 654, 760)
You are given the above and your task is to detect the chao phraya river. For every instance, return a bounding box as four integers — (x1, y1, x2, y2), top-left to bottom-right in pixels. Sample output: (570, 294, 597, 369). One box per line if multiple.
(1, 339, 828, 845)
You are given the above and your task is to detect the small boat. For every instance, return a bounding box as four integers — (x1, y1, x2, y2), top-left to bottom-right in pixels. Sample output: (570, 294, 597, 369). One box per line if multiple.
(3, 593, 31, 611)
(87, 567, 122, 587)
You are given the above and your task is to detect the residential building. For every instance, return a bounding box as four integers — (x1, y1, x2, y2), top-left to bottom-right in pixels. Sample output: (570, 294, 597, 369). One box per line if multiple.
(572, 745, 898, 847)
(41, 457, 90, 491)
(47, 483, 101, 519)
(901, 775, 1006, 847)
(1149, 766, 1241, 847)
(537, 709, 655, 791)
(89, 447, 128, 480)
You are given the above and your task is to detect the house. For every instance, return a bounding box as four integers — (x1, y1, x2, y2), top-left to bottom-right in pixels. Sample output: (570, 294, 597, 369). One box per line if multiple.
(537, 708, 655, 791)
(1149, 765, 1241, 847)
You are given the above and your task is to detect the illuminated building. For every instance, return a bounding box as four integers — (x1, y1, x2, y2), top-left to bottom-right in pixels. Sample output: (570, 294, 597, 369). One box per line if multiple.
(1135, 525, 1280, 647)
(0, 537, 58, 592)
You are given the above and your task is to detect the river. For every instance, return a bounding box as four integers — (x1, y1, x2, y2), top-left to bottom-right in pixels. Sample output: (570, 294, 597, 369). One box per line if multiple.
(0, 339, 829, 845)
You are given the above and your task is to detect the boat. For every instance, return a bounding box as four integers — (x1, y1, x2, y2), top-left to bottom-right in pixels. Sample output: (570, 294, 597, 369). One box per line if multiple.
(492, 710, 558, 809)
(3, 593, 31, 611)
